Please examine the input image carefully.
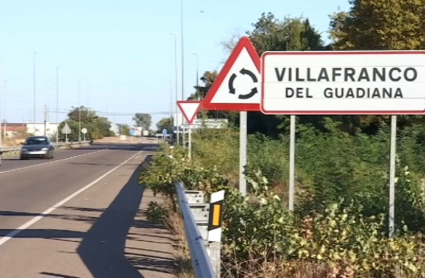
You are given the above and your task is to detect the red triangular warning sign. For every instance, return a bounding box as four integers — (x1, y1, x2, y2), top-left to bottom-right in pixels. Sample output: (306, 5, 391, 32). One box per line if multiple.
(202, 36, 261, 112)
(177, 101, 202, 124)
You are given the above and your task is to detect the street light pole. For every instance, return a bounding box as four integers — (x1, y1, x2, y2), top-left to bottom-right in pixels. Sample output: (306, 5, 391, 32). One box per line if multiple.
(169, 80, 173, 137)
(33, 52, 37, 135)
(171, 32, 179, 144)
(0, 30, 3, 165)
(56, 67, 59, 144)
(44, 86, 50, 136)
(193, 53, 199, 100)
(3, 80, 6, 137)
(180, 0, 186, 147)
(78, 80, 81, 143)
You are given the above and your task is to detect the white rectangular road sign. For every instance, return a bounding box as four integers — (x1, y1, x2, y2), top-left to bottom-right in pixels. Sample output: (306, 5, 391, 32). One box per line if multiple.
(181, 119, 228, 129)
(261, 51, 425, 115)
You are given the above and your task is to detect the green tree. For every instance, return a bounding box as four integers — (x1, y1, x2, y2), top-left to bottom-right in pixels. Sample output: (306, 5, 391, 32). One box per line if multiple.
(133, 113, 152, 130)
(57, 120, 79, 141)
(156, 117, 173, 133)
(120, 124, 131, 136)
(329, 0, 425, 133)
(247, 13, 330, 137)
(329, 0, 425, 50)
(187, 71, 218, 101)
(67, 106, 97, 122)
(58, 107, 112, 140)
(247, 13, 326, 55)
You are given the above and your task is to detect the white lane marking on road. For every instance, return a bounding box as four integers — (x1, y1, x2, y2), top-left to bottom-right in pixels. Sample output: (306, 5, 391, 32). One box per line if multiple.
(0, 149, 107, 175)
(0, 151, 142, 247)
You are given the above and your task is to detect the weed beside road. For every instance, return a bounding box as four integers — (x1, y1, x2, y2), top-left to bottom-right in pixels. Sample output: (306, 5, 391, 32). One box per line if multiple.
(2, 137, 25, 147)
(140, 118, 425, 278)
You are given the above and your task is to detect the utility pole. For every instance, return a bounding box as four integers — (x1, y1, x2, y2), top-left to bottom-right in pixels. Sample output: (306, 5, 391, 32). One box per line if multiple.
(194, 53, 199, 100)
(78, 80, 81, 143)
(171, 32, 179, 145)
(0, 30, 4, 166)
(33, 52, 37, 135)
(43, 105, 48, 136)
(2, 81, 5, 139)
(180, 0, 185, 147)
(65, 119, 68, 142)
(169, 80, 173, 140)
(56, 67, 59, 144)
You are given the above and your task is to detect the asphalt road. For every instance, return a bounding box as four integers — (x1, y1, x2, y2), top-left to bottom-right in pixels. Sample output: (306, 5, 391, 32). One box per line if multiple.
(0, 143, 159, 174)
(0, 142, 175, 278)
(0, 146, 104, 173)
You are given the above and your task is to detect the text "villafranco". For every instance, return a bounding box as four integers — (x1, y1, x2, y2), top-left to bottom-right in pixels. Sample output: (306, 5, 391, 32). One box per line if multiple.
(274, 67, 419, 99)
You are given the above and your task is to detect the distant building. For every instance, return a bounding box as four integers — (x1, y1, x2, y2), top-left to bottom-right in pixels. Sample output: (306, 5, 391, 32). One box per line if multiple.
(0, 123, 27, 137)
(0, 122, 59, 138)
(26, 122, 59, 137)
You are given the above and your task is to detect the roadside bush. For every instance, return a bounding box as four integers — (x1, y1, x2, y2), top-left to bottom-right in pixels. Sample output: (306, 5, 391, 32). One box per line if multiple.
(146, 201, 169, 223)
(247, 133, 290, 192)
(222, 169, 424, 277)
(139, 118, 425, 277)
(295, 120, 389, 214)
(192, 129, 239, 183)
(141, 147, 425, 277)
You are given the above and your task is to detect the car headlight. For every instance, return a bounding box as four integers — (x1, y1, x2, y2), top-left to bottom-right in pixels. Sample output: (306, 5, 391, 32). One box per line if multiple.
(42, 148, 49, 151)
(21, 148, 27, 151)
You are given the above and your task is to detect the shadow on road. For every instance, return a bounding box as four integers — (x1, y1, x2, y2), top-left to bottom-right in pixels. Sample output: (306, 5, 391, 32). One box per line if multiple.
(0, 229, 86, 238)
(76, 162, 146, 278)
(0, 155, 175, 278)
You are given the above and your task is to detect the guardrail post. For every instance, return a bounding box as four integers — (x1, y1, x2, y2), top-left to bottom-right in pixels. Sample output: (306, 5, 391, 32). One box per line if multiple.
(186, 190, 209, 241)
(206, 190, 225, 278)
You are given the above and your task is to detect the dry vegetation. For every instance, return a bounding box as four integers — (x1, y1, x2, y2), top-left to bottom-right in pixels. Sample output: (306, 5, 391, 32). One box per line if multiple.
(2, 135, 27, 146)
(141, 123, 425, 278)
(164, 210, 194, 278)
(144, 197, 194, 278)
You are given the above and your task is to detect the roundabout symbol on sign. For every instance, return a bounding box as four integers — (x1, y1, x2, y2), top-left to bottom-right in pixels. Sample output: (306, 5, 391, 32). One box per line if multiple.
(228, 68, 258, 100)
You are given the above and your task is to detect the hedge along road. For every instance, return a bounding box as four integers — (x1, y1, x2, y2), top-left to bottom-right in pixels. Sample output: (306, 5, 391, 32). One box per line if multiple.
(0, 142, 174, 278)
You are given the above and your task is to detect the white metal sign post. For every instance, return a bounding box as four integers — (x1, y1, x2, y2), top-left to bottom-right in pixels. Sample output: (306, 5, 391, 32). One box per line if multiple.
(261, 50, 425, 234)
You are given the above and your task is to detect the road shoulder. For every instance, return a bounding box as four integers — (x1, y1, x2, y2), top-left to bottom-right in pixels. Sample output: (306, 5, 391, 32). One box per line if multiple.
(126, 190, 176, 278)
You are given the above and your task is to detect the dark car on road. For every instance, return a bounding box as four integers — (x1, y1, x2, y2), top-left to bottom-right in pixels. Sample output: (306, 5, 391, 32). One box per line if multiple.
(20, 136, 55, 160)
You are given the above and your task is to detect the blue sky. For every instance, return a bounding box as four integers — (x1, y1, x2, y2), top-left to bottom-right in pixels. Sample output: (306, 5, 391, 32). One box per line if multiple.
(0, 0, 350, 128)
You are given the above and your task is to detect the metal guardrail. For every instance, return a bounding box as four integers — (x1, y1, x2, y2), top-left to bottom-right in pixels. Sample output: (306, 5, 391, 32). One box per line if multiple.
(0, 141, 91, 154)
(175, 182, 216, 277)
(175, 181, 225, 278)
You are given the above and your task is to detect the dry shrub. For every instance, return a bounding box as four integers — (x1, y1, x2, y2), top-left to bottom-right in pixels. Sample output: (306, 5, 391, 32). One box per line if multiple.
(3, 137, 25, 146)
(161, 198, 195, 278)
(222, 253, 327, 278)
